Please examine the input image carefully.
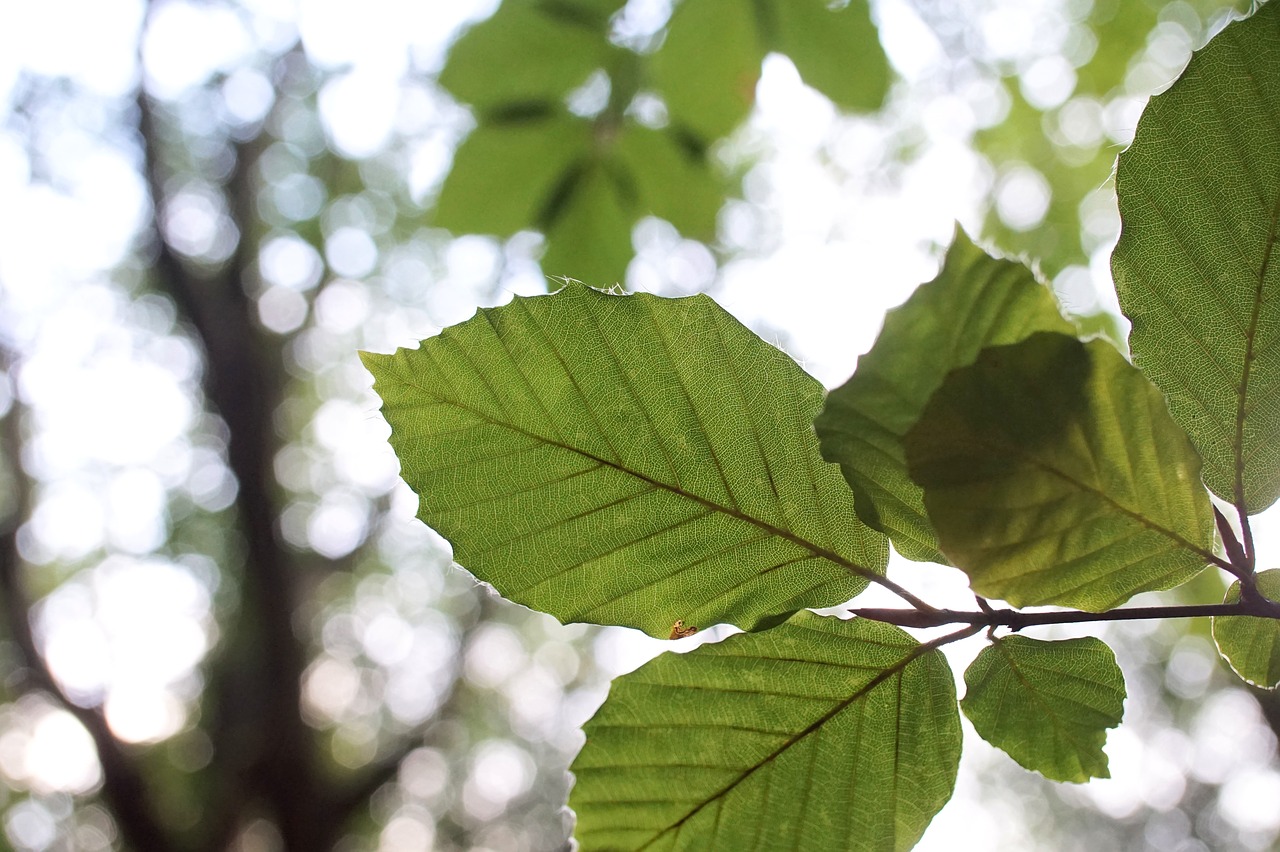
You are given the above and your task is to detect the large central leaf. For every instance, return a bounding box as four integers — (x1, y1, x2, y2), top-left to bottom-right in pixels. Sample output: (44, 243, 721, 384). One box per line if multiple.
(570, 613, 960, 851)
(363, 285, 887, 637)
(1112, 2, 1280, 514)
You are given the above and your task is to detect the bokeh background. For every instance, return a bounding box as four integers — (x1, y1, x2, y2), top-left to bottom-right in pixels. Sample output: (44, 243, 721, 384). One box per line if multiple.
(2, 0, 1279, 850)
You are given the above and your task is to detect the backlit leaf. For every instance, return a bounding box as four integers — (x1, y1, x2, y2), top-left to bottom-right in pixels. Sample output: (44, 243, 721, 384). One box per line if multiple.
(961, 636, 1125, 783)
(1112, 2, 1280, 513)
(363, 285, 887, 637)
(1213, 569, 1280, 688)
(570, 612, 960, 851)
(905, 332, 1215, 610)
(816, 230, 1073, 563)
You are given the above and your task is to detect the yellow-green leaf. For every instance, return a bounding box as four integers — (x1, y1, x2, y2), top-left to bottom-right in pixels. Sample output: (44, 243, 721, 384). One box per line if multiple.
(1213, 569, 1280, 688)
(1112, 2, 1280, 513)
(817, 230, 1073, 564)
(961, 636, 1125, 783)
(363, 286, 887, 637)
(905, 332, 1215, 610)
(571, 613, 960, 851)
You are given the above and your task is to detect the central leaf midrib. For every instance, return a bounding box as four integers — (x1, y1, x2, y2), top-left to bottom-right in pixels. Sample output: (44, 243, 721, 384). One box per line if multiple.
(942, 430, 1215, 567)
(410, 380, 883, 584)
(638, 642, 931, 851)
(1233, 188, 1280, 510)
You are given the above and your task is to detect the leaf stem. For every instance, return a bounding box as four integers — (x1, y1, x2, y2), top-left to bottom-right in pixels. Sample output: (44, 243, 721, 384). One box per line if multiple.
(1214, 505, 1251, 581)
(850, 596, 1280, 631)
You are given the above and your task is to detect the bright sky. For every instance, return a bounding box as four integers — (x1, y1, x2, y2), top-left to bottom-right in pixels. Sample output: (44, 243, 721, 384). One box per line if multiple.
(2, 0, 1279, 850)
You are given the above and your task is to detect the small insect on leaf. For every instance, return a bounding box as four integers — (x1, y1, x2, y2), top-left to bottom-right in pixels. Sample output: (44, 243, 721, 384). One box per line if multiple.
(668, 619, 699, 640)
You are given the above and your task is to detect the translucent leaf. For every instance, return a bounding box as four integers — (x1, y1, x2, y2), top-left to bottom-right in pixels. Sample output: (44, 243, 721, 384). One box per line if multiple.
(961, 636, 1125, 783)
(905, 332, 1216, 610)
(816, 230, 1073, 563)
(772, 0, 889, 113)
(540, 165, 635, 285)
(1213, 569, 1280, 688)
(438, 1, 622, 110)
(363, 286, 887, 637)
(650, 0, 762, 142)
(433, 114, 591, 238)
(570, 613, 959, 851)
(1112, 3, 1280, 513)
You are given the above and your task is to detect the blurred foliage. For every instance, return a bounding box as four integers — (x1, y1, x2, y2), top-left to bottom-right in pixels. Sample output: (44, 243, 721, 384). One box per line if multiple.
(433, 0, 889, 284)
(0, 0, 1276, 851)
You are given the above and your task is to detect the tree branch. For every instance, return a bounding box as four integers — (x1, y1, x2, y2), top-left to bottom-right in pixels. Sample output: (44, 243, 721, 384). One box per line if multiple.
(851, 595, 1280, 631)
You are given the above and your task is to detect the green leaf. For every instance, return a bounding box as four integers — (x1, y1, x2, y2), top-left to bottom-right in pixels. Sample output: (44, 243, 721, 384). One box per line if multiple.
(540, 165, 635, 285)
(905, 332, 1216, 610)
(960, 636, 1125, 783)
(650, 0, 762, 142)
(816, 230, 1074, 564)
(570, 612, 960, 851)
(1212, 569, 1280, 688)
(433, 114, 591, 238)
(772, 0, 889, 113)
(363, 285, 887, 637)
(1111, 2, 1280, 514)
(614, 125, 723, 240)
(438, 1, 621, 110)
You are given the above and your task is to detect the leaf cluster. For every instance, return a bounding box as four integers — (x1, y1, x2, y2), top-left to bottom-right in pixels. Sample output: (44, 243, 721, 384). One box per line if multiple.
(366, 4, 1280, 849)
(432, 0, 890, 284)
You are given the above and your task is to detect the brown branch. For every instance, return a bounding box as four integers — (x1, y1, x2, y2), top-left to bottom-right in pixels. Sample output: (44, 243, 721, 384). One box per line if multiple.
(0, 367, 179, 851)
(850, 595, 1280, 631)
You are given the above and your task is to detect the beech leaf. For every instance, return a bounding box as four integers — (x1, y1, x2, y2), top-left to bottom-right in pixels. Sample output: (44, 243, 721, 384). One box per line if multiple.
(1112, 2, 1280, 514)
(1213, 569, 1280, 689)
(817, 229, 1073, 564)
(571, 613, 960, 851)
(905, 332, 1215, 610)
(363, 285, 887, 638)
(961, 636, 1125, 783)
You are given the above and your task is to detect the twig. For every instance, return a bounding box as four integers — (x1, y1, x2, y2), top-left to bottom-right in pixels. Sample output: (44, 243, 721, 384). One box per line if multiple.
(851, 595, 1280, 632)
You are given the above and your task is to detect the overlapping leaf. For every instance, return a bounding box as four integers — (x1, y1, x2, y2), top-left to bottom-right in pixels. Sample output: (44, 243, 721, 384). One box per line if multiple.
(363, 285, 887, 637)
(905, 332, 1216, 610)
(961, 636, 1125, 782)
(816, 230, 1074, 563)
(1213, 569, 1280, 688)
(570, 613, 960, 851)
(1112, 2, 1280, 513)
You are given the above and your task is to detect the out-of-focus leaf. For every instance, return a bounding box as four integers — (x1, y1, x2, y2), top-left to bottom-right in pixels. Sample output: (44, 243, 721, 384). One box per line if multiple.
(363, 285, 887, 638)
(439, 1, 622, 110)
(1213, 569, 1280, 688)
(541, 165, 635, 285)
(816, 230, 1073, 564)
(614, 125, 723, 239)
(433, 114, 591, 237)
(570, 613, 959, 851)
(651, 0, 762, 143)
(1112, 2, 1280, 514)
(772, 0, 889, 113)
(905, 332, 1215, 610)
(961, 636, 1125, 783)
